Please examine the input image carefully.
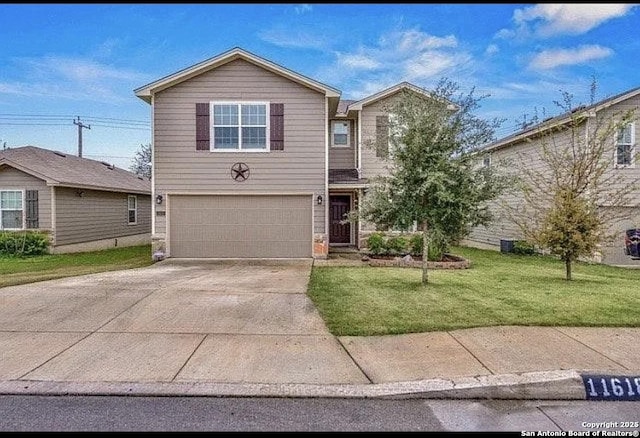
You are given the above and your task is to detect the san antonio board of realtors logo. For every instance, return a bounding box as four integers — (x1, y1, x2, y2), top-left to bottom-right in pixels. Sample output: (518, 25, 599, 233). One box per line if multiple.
(231, 162, 250, 182)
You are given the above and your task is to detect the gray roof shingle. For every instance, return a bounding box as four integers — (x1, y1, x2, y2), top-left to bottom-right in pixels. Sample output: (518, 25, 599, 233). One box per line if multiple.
(0, 146, 150, 194)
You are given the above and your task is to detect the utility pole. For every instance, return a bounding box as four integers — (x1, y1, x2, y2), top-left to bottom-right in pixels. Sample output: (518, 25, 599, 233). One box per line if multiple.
(73, 116, 91, 157)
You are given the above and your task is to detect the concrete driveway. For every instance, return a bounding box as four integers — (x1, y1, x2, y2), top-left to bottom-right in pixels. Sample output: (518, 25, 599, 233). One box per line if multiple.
(0, 260, 369, 385)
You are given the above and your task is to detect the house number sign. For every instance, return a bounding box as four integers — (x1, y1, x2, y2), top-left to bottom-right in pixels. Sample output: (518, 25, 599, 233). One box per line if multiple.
(581, 374, 640, 401)
(231, 162, 250, 182)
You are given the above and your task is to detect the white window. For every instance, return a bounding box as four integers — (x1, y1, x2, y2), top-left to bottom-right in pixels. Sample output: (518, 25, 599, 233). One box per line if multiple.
(615, 123, 635, 167)
(211, 102, 269, 151)
(331, 120, 350, 147)
(0, 190, 24, 230)
(128, 195, 137, 225)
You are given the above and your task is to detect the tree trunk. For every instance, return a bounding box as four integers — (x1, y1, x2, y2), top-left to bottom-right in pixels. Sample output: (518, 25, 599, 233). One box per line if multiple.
(421, 221, 429, 285)
(565, 258, 572, 281)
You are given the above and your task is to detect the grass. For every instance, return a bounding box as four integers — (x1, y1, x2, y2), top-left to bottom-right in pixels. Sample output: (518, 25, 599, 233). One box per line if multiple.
(307, 245, 640, 336)
(0, 244, 153, 288)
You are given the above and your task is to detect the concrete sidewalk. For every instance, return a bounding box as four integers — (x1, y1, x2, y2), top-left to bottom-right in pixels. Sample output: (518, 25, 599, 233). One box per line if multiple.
(0, 260, 638, 399)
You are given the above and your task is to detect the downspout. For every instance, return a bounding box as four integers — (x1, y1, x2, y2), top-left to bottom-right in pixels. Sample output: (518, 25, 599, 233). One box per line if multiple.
(50, 185, 56, 248)
(357, 109, 363, 242)
(150, 94, 156, 238)
(324, 96, 330, 252)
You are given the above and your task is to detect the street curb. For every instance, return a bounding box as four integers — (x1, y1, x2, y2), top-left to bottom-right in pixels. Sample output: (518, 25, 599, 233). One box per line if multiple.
(0, 370, 586, 399)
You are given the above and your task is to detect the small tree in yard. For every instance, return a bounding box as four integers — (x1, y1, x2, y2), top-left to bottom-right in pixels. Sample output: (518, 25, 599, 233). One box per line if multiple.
(504, 86, 639, 280)
(130, 143, 152, 180)
(358, 79, 509, 284)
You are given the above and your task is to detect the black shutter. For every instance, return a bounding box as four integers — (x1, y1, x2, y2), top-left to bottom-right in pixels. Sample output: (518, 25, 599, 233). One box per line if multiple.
(270, 103, 284, 151)
(25, 190, 39, 229)
(376, 115, 389, 158)
(196, 103, 210, 151)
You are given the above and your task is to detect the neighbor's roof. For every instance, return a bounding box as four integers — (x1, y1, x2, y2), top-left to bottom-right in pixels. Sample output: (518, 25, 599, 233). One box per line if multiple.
(482, 85, 640, 153)
(134, 47, 341, 103)
(0, 146, 151, 195)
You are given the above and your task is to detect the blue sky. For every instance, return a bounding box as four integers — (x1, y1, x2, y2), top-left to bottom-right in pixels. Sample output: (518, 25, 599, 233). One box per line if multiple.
(1, 3, 639, 169)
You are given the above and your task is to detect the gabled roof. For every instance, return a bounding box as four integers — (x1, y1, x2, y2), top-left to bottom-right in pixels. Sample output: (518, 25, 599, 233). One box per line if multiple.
(134, 47, 341, 103)
(0, 146, 151, 195)
(483, 85, 640, 153)
(346, 81, 452, 112)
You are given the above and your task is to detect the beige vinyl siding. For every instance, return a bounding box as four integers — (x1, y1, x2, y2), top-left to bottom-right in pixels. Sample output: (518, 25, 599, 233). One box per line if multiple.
(55, 187, 151, 246)
(329, 118, 356, 169)
(0, 166, 51, 230)
(153, 59, 326, 236)
(468, 96, 640, 265)
(360, 96, 401, 179)
(169, 194, 312, 258)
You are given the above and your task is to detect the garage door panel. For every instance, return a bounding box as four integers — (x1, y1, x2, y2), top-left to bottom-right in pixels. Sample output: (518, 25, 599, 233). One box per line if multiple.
(169, 195, 312, 258)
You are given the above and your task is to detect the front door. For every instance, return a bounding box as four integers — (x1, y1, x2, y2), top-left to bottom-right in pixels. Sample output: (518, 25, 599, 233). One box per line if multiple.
(330, 195, 351, 244)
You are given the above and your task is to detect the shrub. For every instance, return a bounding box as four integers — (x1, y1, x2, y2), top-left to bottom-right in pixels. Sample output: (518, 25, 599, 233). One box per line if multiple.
(409, 233, 423, 256)
(0, 231, 50, 257)
(386, 235, 408, 255)
(513, 240, 536, 255)
(367, 232, 387, 255)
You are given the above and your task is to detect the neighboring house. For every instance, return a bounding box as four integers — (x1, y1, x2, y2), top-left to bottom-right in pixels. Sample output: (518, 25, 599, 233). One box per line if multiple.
(466, 86, 640, 266)
(0, 146, 151, 253)
(134, 47, 433, 259)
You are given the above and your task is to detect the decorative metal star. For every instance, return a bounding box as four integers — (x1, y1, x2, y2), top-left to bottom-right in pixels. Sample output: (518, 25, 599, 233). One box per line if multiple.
(231, 162, 250, 182)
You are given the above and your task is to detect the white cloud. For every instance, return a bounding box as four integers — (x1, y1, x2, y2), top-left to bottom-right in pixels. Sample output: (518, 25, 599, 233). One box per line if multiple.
(294, 4, 312, 14)
(0, 56, 149, 103)
(506, 3, 637, 38)
(258, 28, 327, 50)
(485, 44, 499, 56)
(317, 27, 471, 99)
(336, 53, 381, 70)
(529, 45, 613, 70)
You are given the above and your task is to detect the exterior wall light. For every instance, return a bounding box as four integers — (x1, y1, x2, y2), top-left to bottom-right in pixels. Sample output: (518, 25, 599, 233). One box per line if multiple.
(155, 194, 163, 205)
(317, 195, 323, 205)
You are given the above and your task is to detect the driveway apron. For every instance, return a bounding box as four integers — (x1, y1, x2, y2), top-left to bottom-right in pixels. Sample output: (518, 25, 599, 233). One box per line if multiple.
(0, 260, 369, 385)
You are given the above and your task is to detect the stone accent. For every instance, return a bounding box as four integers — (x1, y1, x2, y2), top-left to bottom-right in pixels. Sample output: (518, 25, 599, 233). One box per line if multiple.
(151, 235, 166, 261)
(313, 233, 328, 259)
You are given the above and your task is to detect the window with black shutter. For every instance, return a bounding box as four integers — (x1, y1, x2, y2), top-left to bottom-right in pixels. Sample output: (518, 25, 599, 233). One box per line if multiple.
(25, 190, 38, 229)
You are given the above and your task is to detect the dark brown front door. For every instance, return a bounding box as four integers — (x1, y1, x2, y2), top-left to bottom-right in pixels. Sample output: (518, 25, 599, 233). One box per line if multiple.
(330, 195, 351, 244)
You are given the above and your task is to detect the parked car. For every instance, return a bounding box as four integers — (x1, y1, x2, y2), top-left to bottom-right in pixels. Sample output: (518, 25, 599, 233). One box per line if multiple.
(624, 229, 640, 259)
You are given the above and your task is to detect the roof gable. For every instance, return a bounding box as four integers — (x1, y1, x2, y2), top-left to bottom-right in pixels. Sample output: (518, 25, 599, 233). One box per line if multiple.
(347, 81, 451, 111)
(135, 47, 341, 103)
(0, 146, 150, 194)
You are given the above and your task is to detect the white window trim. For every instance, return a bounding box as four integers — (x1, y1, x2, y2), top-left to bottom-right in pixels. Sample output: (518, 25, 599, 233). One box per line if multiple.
(331, 120, 351, 148)
(128, 195, 137, 225)
(615, 122, 635, 168)
(0, 189, 25, 230)
(210, 101, 270, 152)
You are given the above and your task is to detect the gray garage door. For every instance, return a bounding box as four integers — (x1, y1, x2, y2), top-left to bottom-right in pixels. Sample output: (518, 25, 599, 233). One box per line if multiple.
(169, 195, 312, 258)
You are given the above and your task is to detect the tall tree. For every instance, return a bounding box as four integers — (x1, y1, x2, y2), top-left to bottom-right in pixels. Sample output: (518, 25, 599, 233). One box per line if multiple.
(130, 143, 151, 180)
(503, 88, 639, 280)
(358, 79, 509, 284)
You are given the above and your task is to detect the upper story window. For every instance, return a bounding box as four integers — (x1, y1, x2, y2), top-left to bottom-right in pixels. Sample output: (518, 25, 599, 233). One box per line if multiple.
(483, 153, 492, 168)
(331, 120, 350, 147)
(211, 102, 269, 151)
(615, 122, 635, 167)
(128, 195, 137, 225)
(0, 190, 23, 230)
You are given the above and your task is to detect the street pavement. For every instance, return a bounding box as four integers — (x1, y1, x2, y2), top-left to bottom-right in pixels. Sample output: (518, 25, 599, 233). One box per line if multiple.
(0, 258, 638, 400)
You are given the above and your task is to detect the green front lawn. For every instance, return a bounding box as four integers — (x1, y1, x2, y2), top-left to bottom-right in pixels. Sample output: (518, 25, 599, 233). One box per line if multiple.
(307, 246, 640, 336)
(0, 244, 153, 288)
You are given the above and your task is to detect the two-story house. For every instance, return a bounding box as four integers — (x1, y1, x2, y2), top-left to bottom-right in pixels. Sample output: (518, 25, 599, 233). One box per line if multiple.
(134, 47, 432, 259)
